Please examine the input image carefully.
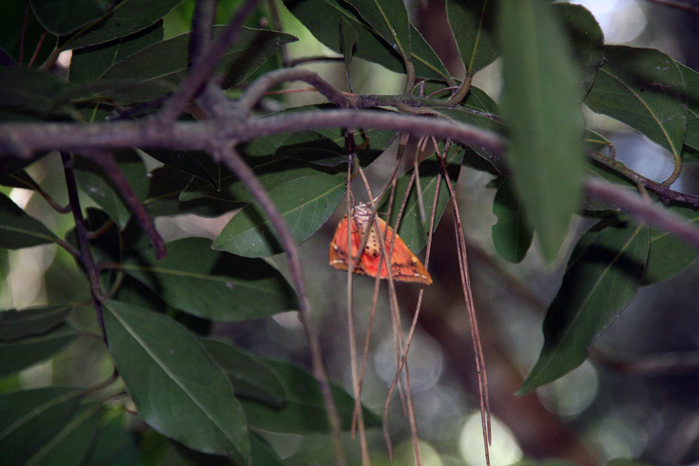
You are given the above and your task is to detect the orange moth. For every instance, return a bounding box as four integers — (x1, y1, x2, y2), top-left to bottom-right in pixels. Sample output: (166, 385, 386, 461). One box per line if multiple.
(329, 203, 432, 285)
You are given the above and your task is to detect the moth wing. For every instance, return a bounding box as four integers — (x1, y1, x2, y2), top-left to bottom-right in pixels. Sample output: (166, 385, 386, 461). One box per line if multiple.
(329, 215, 365, 273)
(379, 219, 433, 285)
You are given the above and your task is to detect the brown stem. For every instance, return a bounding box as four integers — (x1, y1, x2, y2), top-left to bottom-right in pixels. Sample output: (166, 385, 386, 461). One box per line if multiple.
(61, 151, 106, 341)
(215, 145, 346, 466)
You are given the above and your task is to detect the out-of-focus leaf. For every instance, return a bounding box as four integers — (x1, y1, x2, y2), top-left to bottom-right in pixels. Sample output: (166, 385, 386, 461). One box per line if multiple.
(212, 161, 346, 257)
(98, 27, 296, 104)
(23, 402, 103, 466)
(0, 67, 71, 118)
(445, 0, 498, 74)
(66, 0, 184, 49)
(642, 203, 699, 285)
(74, 150, 149, 228)
(379, 144, 463, 254)
(0, 324, 79, 378)
(199, 338, 285, 407)
(103, 300, 250, 461)
(0, 304, 73, 341)
(120, 237, 297, 321)
(70, 21, 164, 83)
(0, 192, 58, 249)
(282, 0, 449, 80)
(240, 358, 380, 433)
(492, 178, 533, 263)
(585, 46, 687, 177)
(173, 431, 285, 466)
(83, 410, 138, 466)
(498, 0, 586, 262)
(30, 0, 115, 36)
(555, 2, 604, 97)
(0, 387, 86, 466)
(519, 219, 649, 394)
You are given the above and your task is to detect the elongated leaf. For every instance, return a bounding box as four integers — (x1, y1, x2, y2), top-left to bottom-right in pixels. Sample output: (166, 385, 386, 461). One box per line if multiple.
(199, 338, 285, 407)
(74, 150, 148, 228)
(31, 0, 115, 36)
(445, 0, 498, 74)
(144, 166, 235, 218)
(212, 163, 347, 257)
(379, 144, 464, 254)
(340, 16, 358, 70)
(120, 237, 297, 321)
(70, 21, 164, 83)
(0, 324, 79, 378)
(0, 304, 72, 341)
(24, 403, 103, 466)
(492, 178, 533, 263)
(585, 46, 687, 178)
(0, 192, 58, 249)
(66, 0, 184, 49)
(141, 147, 219, 188)
(0, 387, 86, 466)
(0, 67, 71, 119)
(240, 358, 380, 433)
(103, 300, 250, 461)
(642, 203, 699, 285)
(554, 2, 604, 97)
(498, 0, 586, 262)
(174, 431, 285, 466)
(282, 0, 449, 80)
(99, 27, 296, 104)
(519, 219, 649, 394)
(343, 0, 410, 60)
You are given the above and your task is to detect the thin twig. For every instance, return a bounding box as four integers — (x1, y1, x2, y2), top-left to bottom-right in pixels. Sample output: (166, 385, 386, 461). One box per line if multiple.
(188, 0, 217, 67)
(61, 151, 106, 340)
(158, 0, 262, 124)
(87, 151, 166, 259)
(216, 144, 346, 466)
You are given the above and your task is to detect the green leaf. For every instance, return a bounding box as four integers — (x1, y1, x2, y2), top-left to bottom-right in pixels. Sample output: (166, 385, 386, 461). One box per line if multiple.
(0, 0, 57, 66)
(212, 161, 347, 257)
(584, 46, 687, 176)
(144, 166, 235, 218)
(69, 21, 164, 83)
(141, 147, 220, 189)
(642, 203, 699, 285)
(120, 237, 297, 321)
(342, 0, 410, 61)
(679, 62, 699, 152)
(0, 67, 71, 118)
(0, 324, 79, 379)
(274, 131, 346, 167)
(445, 0, 498, 74)
(103, 300, 250, 461)
(24, 403, 103, 466)
(0, 192, 59, 249)
(198, 338, 285, 407)
(74, 150, 149, 228)
(555, 2, 604, 97)
(84, 411, 138, 466)
(379, 144, 464, 254)
(65, 0, 184, 49)
(340, 17, 358, 70)
(0, 303, 73, 341)
(30, 0, 115, 36)
(240, 358, 380, 433)
(98, 26, 297, 104)
(0, 387, 86, 466)
(282, 0, 449, 80)
(492, 178, 533, 263)
(173, 431, 285, 466)
(519, 219, 649, 394)
(498, 0, 586, 262)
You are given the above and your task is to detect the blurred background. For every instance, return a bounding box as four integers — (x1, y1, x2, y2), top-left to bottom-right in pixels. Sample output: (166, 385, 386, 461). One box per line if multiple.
(3, 0, 699, 465)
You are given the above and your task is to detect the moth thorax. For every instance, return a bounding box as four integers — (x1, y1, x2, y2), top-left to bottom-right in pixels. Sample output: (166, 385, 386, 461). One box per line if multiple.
(352, 203, 373, 225)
